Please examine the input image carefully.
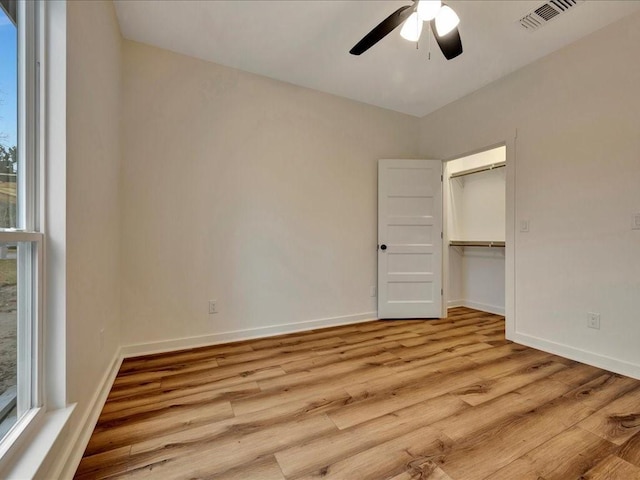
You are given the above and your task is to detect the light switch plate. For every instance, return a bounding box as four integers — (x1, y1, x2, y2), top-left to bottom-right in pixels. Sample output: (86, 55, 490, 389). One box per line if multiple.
(633, 214, 640, 230)
(587, 312, 600, 330)
(209, 300, 218, 314)
(520, 220, 530, 233)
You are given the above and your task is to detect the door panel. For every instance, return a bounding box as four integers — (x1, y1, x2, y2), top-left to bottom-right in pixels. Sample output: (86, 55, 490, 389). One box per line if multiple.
(387, 253, 432, 273)
(387, 197, 434, 217)
(378, 159, 443, 319)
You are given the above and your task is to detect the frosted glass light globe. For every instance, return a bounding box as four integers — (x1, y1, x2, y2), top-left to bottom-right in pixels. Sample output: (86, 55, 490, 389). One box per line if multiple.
(435, 5, 460, 36)
(417, 0, 442, 22)
(400, 12, 423, 42)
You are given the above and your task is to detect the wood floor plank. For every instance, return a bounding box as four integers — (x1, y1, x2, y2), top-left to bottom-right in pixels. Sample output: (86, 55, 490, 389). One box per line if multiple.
(464, 341, 529, 362)
(121, 414, 337, 479)
(545, 361, 603, 387)
(257, 351, 398, 391)
(563, 372, 639, 409)
(98, 381, 259, 423)
(618, 430, 640, 468)
(578, 386, 640, 445)
(121, 388, 352, 462)
(487, 426, 617, 480)
(384, 340, 493, 374)
(339, 327, 421, 346)
(323, 340, 405, 360)
(312, 333, 419, 358)
(85, 401, 234, 457)
(580, 454, 640, 480)
(106, 381, 162, 401)
(278, 341, 403, 373)
(398, 320, 502, 348)
(158, 362, 286, 391)
(401, 315, 501, 339)
(119, 344, 252, 374)
(231, 379, 353, 417)
(275, 394, 467, 478)
(329, 367, 481, 430)
(342, 353, 480, 400)
(100, 380, 259, 419)
(389, 333, 490, 362)
(247, 327, 352, 349)
(436, 394, 597, 480)
(210, 347, 318, 369)
(513, 365, 602, 406)
(111, 358, 221, 388)
(211, 456, 285, 480)
(291, 425, 452, 480)
(470, 347, 555, 379)
(279, 352, 345, 373)
(76, 308, 640, 480)
(386, 467, 453, 480)
(75, 446, 131, 480)
(451, 359, 568, 406)
(432, 391, 538, 442)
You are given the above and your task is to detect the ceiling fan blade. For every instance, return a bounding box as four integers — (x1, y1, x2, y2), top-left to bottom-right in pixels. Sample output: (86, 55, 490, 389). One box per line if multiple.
(350, 4, 416, 55)
(429, 21, 463, 60)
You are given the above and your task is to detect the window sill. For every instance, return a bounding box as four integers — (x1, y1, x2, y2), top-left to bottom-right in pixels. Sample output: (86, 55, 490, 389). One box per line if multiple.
(0, 404, 75, 479)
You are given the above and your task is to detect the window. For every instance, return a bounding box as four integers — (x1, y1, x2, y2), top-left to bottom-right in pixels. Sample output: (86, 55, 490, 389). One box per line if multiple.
(0, 0, 43, 449)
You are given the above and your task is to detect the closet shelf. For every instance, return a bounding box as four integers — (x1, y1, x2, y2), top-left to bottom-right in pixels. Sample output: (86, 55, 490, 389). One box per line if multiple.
(449, 240, 505, 248)
(449, 161, 506, 179)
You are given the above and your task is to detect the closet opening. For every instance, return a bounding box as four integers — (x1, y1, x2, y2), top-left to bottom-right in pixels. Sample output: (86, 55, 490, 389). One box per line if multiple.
(444, 145, 506, 316)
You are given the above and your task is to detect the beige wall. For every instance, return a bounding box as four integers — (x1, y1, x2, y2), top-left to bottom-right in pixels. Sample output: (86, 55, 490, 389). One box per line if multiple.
(420, 12, 640, 376)
(120, 41, 419, 346)
(66, 0, 122, 432)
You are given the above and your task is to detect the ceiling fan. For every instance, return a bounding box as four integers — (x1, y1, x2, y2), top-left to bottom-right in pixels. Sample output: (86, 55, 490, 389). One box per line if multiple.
(349, 0, 463, 60)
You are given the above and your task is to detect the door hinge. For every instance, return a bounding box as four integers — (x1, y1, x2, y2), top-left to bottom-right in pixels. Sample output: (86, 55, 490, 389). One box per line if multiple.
(441, 174, 443, 182)
(441, 232, 443, 239)
(441, 288, 443, 295)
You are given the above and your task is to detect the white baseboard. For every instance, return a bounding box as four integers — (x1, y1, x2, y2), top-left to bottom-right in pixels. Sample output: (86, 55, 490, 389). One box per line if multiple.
(448, 300, 504, 316)
(48, 349, 123, 480)
(510, 332, 640, 381)
(460, 300, 505, 316)
(121, 311, 378, 358)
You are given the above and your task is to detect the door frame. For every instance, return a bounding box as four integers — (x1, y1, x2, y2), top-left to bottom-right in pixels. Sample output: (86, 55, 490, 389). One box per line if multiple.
(440, 135, 516, 340)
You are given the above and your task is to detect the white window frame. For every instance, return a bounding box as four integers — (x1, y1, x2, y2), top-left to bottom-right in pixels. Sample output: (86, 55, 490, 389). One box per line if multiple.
(0, 0, 45, 463)
(0, 1, 70, 475)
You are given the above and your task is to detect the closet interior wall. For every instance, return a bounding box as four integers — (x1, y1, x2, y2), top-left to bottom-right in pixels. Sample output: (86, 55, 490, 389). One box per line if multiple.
(446, 147, 506, 315)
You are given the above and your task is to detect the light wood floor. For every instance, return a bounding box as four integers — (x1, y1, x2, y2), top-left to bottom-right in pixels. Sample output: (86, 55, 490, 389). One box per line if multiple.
(75, 307, 640, 480)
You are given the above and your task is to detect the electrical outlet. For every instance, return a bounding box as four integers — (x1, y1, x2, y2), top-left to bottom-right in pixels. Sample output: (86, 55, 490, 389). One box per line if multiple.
(520, 220, 530, 233)
(370, 286, 377, 297)
(587, 312, 600, 330)
(209, 300, 218, 314)
(632, 214, 640, 230)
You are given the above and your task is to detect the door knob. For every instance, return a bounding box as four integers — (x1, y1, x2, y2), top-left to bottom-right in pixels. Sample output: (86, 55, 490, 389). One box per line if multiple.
(380, 244, 387, 251)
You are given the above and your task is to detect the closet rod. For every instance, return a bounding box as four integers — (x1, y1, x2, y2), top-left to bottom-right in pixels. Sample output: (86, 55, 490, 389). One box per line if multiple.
(449, 241, 505, 248)
(449, 161, 506, 179)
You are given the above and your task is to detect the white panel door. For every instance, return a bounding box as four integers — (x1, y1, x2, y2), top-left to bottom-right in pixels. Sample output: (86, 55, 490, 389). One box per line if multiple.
(378, 159, 443, 319)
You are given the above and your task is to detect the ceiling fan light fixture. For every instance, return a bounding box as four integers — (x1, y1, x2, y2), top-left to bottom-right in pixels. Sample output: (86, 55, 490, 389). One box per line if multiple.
(417, 0, 442, 22)
(348, 2, 462, 59)
(435, 5, 460, 36)
(400, 11, 423, 42)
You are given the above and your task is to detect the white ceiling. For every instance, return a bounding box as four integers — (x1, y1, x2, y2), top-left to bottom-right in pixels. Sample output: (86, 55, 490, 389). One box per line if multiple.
(114, 1, 640, 117)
